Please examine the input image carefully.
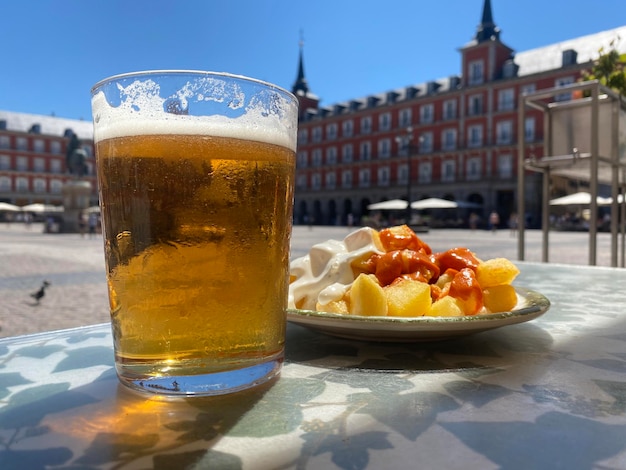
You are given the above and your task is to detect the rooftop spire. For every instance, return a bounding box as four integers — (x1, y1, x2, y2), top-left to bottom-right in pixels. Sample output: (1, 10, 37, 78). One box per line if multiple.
(292, 32, 310, 96)
(475, 0, 500, 43)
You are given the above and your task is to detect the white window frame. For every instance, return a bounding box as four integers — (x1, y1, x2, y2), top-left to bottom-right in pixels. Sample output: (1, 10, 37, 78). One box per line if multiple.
(418, 161, 432, 184)
(498, 154, 513, 179)
(469, 60, 484, 85)
(312, 126, 322, 143)
(379, 112, 391, 131)
(361, 116, 372, 134)
(0, 176, 11, 191)
(525, 117, 535, 142)
(498, 89, 515, 111)
(16, 156, 28, 171)
(312, 149, 323, 167)
(378, 138, 391, 159)
(50, 141, 62, 154)
(16, 137, 27, 150)
(326, 147, 337, 165)
(0, 136, 9, 149)
(325, 171, 336, 189)
(399, 108, 412, 128)
(326, 123, 338, 140)
(555, 76, 575, 101)
(342, 120, 353, 138)
(419, 132, 433, 153)
(466, 157, 482, 181)
(342, 170, 352, 189)
(420, 104, 434, 124)
(50, 179, 63, 194)
(311, 173, 322, 190)
(442, 160, 456, 182)
(297, 151, 308, 168)
(360, 141, 371, 161)
(378, 166, 390, 187)
(496, 120, 513, 145)
(398, 164, 409, 185)
(442, 129, 457, 151)
(468, 125, 483, 148)
(16, 177, 28, 192)
(358, 168, 371, 188)
(342, 144, 353, 163)
(443, 99, 457, 120)
(0, 155, 10, 170)
(34, 157, 45, 172)
(468, 94, 483, 116)
(33, 178, 46, 193)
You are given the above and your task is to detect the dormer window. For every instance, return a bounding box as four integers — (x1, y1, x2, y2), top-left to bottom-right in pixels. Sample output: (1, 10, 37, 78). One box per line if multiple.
(562, 49, 578, 67)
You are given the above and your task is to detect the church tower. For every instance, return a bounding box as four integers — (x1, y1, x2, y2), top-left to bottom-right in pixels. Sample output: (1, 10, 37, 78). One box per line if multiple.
(291, 39, 319, 120)
(460, 0, 515, 86)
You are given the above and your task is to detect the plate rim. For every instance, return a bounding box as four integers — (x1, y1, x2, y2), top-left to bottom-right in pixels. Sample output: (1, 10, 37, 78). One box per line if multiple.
(286, 286, 550, 338)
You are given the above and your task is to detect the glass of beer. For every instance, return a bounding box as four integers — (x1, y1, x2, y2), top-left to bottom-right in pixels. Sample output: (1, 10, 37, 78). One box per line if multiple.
(91, 71, 298, 396)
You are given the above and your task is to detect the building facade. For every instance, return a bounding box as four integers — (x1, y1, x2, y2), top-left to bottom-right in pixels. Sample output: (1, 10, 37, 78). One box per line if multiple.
(291, 0, 626, 228)
(0, 111, 96, 209)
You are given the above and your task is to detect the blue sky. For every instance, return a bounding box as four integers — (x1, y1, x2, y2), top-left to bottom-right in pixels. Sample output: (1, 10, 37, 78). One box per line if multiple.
(2, 0, 625, 121)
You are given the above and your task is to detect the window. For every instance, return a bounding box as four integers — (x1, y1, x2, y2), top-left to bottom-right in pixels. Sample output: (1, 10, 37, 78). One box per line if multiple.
(398, 164, 409, 185)
(498, 89, 515, 111)
(342, 144, 353, 163)
(34, 139, 45, 152)
(496, 120, 513, 145)
(468, 125, 483, 148)
(443, 99, 457, 120)
(50, 141, 62, 154)
(33, 178, 46, 193)
(342, 170, 352, 189)
(521, 83, 536, 96)
(419, 132, 433, 153)
(325, 171, 336, 189)
(468, 94, 483, 116)
(469, 60, 484, 85)
(311, 173, 321, 190)
(296, 174, 307, 190)
(378, 166, 390, 186)
(555, 77, 575, 101)
(34, 157, 45, 172)
(16, 137, 27, 150)
(298, 129, 308, 145)
(51, 159, 62, 174)
(0, 155, 9, 170)
(326, 123, 338, 140)
(16, 177, 28, 192)
(442, 160, 456, 182)
(360, 141, 371, 161)
(525, 117, 535, 142)
(342, 120, 353, 138)
(442, 129, 457, 151)
(399, 108, 412, 128)
(378, 138, 391, 159)
(16, 156, 28, 171)
(297, 151, 308, 168)
(326, 147, 337, 165)
(0, 176, 10, 191)
(379, 112, 391, 131)
(361, 116, 372, 134)
(312, 149, 322, 167)
(0, 136, 9, 149)
(420, 104, 434, 124)
(498, 154, 513, 178)
(418, 162, 432, 184)
(50, 179, 63, 194)
(466, 157, 481, 181)
(312, 126, 322, 143)
(359, 168, 371, 188)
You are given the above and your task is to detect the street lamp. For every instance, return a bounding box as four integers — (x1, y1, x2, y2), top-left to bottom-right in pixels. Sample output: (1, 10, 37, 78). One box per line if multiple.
(395, 126, 414, 224)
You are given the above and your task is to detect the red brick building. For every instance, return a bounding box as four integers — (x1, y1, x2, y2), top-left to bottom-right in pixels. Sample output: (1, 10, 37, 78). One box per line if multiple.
(291, 0, 626, 228)
(0, 111, 96, 209)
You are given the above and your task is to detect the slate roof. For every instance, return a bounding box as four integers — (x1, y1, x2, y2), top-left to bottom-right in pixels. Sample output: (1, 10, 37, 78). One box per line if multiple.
(0, 110, 93, 140)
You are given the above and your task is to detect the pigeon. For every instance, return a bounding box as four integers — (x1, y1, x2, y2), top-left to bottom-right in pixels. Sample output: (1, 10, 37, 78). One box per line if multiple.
(30, 281, 50, 305)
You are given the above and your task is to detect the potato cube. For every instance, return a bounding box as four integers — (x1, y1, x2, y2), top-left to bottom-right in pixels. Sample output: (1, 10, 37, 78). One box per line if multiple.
(350, 274, 388, 316)
(476, 258, 520, 288)
(483, 284, 518, 313)
(384, 279, 431, 317)
(427, 295, 465, 317)
(317, 299, 350, 314)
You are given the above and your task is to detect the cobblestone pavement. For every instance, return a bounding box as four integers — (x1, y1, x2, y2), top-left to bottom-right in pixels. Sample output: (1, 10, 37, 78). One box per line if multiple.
(0, 222, 620, 338)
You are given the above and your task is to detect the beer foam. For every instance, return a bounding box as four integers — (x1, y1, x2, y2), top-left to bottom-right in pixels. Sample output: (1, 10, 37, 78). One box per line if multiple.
(91, 76, 298, 151)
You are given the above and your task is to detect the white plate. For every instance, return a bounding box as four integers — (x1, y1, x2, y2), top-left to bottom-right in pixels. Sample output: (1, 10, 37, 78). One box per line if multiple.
(287, 287, 550, 342)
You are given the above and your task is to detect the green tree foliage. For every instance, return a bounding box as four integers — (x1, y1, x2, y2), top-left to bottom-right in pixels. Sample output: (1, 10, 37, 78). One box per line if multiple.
(581, 38, 626, 96)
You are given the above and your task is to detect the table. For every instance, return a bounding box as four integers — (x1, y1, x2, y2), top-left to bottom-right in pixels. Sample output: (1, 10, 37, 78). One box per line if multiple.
(1, 262, 626, 469)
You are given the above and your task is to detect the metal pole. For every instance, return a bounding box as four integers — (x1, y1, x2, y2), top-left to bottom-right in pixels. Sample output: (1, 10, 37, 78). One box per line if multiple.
(589, 82, 599, 265)
(517, 95, 526, 261)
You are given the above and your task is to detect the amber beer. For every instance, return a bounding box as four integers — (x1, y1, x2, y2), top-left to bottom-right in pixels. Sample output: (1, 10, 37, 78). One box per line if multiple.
(92, 71, 297, 395)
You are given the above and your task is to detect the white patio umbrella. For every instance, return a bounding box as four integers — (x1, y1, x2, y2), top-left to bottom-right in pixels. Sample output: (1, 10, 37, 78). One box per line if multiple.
(549, 192, 611, 206)
(84, 206, 101, 214)
(367, 199, 409, 210)
(0, 202, 20, 212)
(21, 203, 64, 213)
(411, 198, 458, 210)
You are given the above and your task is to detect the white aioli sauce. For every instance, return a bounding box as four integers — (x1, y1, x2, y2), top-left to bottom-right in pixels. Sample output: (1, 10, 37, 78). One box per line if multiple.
(288, 227, 384, 310)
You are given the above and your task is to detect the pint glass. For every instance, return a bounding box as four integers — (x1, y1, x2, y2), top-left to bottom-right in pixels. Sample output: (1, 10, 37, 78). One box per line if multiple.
(91, 71, 298, 396)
